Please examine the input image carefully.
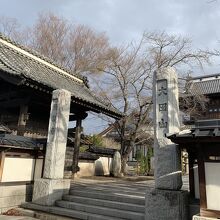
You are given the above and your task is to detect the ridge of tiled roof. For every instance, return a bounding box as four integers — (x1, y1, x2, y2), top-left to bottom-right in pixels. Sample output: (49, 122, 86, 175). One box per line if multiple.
(0, 33, 85, 82)
(0, 33, 123, 119)
(191, 73, 220, 81)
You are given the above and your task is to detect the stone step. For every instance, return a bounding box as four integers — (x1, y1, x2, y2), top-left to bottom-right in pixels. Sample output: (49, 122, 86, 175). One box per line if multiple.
(71, 185, 146, 199)
(63, 194, 145, 213)
(22, 202, 124, 220)
(56, 200, 145, 220)
(69, 189, 145, 205)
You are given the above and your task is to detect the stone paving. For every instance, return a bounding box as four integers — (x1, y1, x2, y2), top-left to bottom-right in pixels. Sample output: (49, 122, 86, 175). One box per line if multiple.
(0, 216, 38, 220)
(69, 175, 189, 203)
(71, 175, 189, 191)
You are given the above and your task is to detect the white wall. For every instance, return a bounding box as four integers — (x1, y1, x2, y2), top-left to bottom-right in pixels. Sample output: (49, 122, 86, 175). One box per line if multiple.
(76, 157, 113, 177)
(2, 157, 43, 182)
(205, 162, 220, 210)
(77, 161, 95, 177)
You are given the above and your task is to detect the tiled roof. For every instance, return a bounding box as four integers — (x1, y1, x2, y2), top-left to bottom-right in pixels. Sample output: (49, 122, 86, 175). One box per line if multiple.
(0, 134, 45, 150)
(168, 120, 220, 143)
(0, 34, 122, 119)
(187, 73, 220, 95)
(88, 146, 116, 156)
(0, 124, 11, 133)
(189, 79, 220, 95)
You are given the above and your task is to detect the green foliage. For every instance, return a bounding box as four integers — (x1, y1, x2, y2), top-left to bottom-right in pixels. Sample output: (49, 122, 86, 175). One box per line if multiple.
(135, 147, 154, 175)
(135, 149, 142, 161)
(79, 145, 89, 153)
(88, 135, 104, 147)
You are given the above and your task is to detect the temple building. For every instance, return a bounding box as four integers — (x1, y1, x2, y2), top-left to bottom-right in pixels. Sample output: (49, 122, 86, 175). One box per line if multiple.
(0, 33, 122, 212)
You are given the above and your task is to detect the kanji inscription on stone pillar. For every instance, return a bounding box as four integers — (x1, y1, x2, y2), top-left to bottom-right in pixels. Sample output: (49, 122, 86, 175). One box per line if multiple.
(153, 67, 182, 190)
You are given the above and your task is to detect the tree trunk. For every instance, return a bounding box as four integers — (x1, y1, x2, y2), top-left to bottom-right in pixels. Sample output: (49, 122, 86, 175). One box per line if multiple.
(121, 139, 136, 175)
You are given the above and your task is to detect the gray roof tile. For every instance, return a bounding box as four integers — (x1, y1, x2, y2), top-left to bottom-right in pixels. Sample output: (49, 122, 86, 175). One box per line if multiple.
(0, 34, 122, 119)
(188, 78, 220, 95)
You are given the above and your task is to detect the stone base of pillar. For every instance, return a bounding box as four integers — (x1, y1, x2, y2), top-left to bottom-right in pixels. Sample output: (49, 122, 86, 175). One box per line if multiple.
(32, 178, 70, 206)
(193, 215, 218, 220)
(145, 188, 189, 220)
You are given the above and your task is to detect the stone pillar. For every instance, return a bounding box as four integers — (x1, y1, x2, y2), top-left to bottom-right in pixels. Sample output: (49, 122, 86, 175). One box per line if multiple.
(32, 89, 71, 206)
(145, 67, 188, 220)
(111, 151, 122, 177)
(153, 67, 182, 190)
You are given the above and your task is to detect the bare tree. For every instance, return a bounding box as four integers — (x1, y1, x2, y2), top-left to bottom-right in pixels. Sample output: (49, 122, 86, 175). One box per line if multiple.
(0, 15, 31, 45)
(30, 13, 70, 66)
(179, 76, 209, 121)
(0, 13, 111, 76)
(0, 16, 20, 38)
(29, 12, 110, 75)
(65, 25, 110, 75)
(94, 32, 217, 174)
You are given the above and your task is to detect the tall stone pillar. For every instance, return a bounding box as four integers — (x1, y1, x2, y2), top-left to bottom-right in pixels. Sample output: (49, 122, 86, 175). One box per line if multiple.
(32, 89, 71, 206)
(153, 67, 182, 190)
(145, 67, 188, 220)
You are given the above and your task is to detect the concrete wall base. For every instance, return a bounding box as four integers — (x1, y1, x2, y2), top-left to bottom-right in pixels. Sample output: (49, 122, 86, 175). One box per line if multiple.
(32, 179, 70, 206)
(145, 188, 189, 220)
(0, 184, 33, 214)
(193, 215, 218, 220)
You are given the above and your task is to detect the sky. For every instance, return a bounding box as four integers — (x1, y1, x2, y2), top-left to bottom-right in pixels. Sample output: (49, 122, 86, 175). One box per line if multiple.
(1, 0, 220, 133)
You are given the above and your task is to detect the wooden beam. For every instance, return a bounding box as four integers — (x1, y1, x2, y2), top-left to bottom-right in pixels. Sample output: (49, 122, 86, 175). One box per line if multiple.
(0, 71, 25, 85)
(72, 118, 82, 176)
(198, 148, 207, 212)
(188, 152, 195, 198)
(200, 208, 220, 219)
(69, 112, 88, 121)
(0, 98, 29, 108)
(0, 151, 5, 182)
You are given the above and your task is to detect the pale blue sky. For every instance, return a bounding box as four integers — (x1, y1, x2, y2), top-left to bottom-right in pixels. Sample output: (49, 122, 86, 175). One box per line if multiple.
(1, 0, 220, 133)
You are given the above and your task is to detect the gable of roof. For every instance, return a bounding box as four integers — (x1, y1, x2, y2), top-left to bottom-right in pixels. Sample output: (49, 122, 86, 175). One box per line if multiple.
(0, 33, 122, 119)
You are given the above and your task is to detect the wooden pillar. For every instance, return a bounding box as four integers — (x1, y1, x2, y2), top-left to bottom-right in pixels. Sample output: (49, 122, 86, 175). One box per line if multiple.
(0, 151, 5, 181)
(197, 149, 207, 214)
(72, 118, 82, 176)
(17, 105, 28, 136)
(188, 152, 195, 198)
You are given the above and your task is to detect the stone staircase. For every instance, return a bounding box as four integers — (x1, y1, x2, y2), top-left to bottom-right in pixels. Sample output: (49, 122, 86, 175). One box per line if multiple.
(22, 179, 146, 220)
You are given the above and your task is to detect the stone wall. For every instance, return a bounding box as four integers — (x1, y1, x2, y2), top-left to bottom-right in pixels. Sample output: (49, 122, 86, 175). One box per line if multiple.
(0, 183, 33, 213)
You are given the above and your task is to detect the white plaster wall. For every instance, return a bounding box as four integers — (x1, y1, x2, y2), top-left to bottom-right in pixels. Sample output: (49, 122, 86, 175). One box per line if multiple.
(77, 161, 95, 177)
(2, 158, 35, 182)
(76, 157, 113, 177)
(205, 162, 220, 210)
